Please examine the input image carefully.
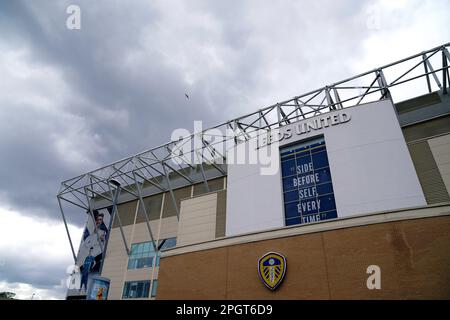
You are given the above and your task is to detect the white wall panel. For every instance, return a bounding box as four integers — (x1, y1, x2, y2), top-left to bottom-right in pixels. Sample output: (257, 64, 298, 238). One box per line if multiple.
(226, 99, 426, 236)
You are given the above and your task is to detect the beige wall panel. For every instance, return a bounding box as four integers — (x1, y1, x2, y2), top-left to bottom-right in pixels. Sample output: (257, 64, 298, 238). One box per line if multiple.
(177, 193, 217, 246)
(158, 216, 179, 239)
(125, 268, 153, 282)
(429, 134, 450, 195)
(130, 221, 160, 244)
(102, 226, 134, 299)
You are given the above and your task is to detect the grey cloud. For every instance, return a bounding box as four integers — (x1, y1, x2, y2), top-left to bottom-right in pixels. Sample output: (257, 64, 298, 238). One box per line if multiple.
(0, 253, 68, 289)
(2, 0, 445, 299)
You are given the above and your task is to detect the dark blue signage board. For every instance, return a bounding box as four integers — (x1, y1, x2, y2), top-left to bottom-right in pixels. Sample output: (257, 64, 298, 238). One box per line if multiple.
(280, 136, 337, 226)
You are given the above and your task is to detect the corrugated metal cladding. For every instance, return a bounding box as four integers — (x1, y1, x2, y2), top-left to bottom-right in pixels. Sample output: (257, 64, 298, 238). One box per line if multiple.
(193, 177, 224, 196)
(215, 190, 227, 238)
(408, 141, 450, 204)
(396, 92, 441, 115)
(402, 115, 450, 142)
(112, 177, 226, 228)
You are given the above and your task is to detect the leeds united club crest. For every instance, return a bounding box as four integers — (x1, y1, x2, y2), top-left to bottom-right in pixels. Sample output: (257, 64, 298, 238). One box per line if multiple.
(258, 252, 286, 291)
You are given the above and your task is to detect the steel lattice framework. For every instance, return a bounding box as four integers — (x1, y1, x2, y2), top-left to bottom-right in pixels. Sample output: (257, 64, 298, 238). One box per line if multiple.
(58, 43, 450, 263)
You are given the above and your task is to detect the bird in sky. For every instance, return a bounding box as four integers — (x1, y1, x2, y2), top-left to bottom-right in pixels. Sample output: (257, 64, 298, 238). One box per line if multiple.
(185, 93, 189, 99)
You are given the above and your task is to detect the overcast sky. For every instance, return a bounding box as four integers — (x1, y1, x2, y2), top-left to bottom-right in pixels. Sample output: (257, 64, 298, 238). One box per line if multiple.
(0, 0, 448, 299)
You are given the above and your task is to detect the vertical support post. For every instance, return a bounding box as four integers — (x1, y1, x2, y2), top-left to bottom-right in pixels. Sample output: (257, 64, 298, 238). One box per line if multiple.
(57, 196, 77, 263)
(443, 49, 448, 95)
(377, 69, 391, 99)
(162, 162, 180, 220)
(424, 59, 442, 90)
(325, 87, 335, 110)
(132, 171, 158, 252)
(423, 54, 432, 93)
(107, 182, 130, 256)
(195, 149, 210, 193)
(276, 104, 282, 124)
(333, 87, 342, 109)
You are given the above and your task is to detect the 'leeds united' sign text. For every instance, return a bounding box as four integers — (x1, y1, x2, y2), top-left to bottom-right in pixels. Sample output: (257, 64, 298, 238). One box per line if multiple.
(257, 112, 351, 149)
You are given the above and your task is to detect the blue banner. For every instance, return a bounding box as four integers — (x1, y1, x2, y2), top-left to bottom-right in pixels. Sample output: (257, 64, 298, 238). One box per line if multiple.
(280, 137, 337, 226)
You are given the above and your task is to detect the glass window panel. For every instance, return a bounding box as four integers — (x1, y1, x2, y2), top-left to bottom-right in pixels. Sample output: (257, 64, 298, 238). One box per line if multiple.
(122, 283, 130, 298)
(122, 281, 150, 299)
(136, 282, 144, 298)
(144, 282, 151, 298)
(160, 237, 177, 250)
(128, 241, 157, 269)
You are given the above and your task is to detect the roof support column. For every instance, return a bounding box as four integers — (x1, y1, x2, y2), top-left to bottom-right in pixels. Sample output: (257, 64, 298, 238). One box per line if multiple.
(132, 171, 158, 252)
(57, 196, 77, 263)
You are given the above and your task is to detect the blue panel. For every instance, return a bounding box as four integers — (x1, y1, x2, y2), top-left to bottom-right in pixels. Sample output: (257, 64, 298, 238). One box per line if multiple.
(298, 186, 317, 200)
(300, 214, 322, 224)
(320, 210, 338, 221)
(285, 216, 302, 226)
(318, 194, 336, 211)
(295, 154, 312, 169)
(282, 176, 297, 192)
(281, 158, 296, 176)
(315, 168, 332, 184)
(280, 137, 338, 227)
(280, 152, 295, 161)
(312, 150, 329, 168)
(297, 198, 319, 215)
(292, 173, 319, 188)
(284, 202, 299, 219)
(316, 182, 334, 195)
(284, 190, 298, 203)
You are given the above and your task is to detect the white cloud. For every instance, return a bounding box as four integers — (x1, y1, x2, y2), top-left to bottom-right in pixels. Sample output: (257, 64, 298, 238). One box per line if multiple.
(0, 207, 83, 299)
(0, 281, 65, 300)
(355, 0, 448, 73)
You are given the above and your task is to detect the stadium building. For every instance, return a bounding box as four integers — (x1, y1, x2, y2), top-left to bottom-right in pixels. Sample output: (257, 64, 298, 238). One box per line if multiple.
(59, 43, 450, 300)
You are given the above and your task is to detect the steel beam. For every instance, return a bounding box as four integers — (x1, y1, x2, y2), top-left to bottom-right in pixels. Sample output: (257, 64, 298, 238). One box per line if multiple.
(132, 171, 158, 252)
(57, 196, 77, 263)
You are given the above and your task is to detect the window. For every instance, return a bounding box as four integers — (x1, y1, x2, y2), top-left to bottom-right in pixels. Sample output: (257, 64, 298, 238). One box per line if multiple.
(155, 237, 177, 267)
(128, 238, 177, 269)
(122, 281, 151, 299)
(127, 242, 155, 270)
(151, 280, 158, 297)
(280, 136, 337, 226)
